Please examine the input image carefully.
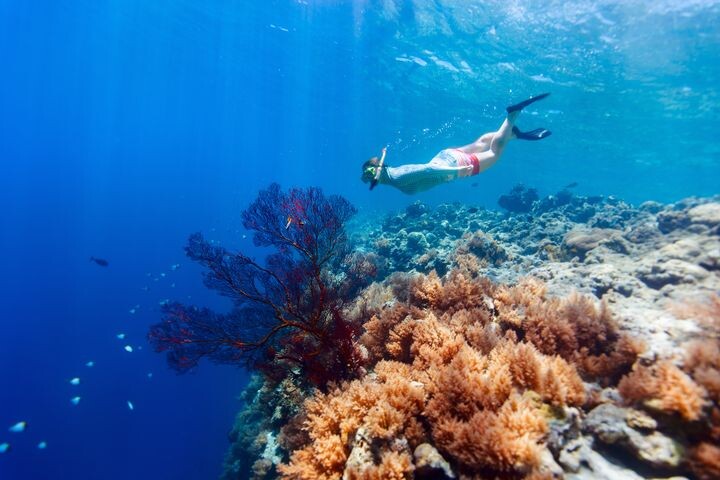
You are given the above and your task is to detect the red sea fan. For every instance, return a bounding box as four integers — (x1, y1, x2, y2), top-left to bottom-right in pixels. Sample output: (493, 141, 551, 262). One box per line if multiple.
(148, 184, 371, 387)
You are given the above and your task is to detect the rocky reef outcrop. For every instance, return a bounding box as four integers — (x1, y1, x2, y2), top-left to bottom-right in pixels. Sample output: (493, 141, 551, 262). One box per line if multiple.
(221, 186, 720, 480)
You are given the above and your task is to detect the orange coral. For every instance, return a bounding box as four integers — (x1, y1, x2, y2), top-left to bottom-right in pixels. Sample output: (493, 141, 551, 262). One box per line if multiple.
(499, 285, 642, 384)
(408, 270, 444, 308)
(671, 293, 720, 332)
(277, 361, 425, 479)
(277, 270, 654, 478)
(454, 230, 510, 268)
(618, 360, 707, 421)
(423, 338, 580, 474)
(688, 442, 720, 480)
(279, 271, 604, 478)
(685, 339, 720, 402)
(617, 328, 720, 477)
(359, 304, 412, 363)
(432, 393, 547, 474)
(452, 250, 482, 279)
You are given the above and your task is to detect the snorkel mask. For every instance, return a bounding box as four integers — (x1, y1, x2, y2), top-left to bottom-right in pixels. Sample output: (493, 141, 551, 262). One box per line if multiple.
(364, 166, 377, 179)
(369, 146, 388, 190)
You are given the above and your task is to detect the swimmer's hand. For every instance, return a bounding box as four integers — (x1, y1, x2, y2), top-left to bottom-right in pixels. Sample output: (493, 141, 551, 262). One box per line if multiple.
(369, 146, 388, 191)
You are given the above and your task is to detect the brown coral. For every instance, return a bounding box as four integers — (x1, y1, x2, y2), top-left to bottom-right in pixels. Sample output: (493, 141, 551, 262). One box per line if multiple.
(672, 293, 720, 332)
(432, 393, 547, 474)
(454, 230, 510, 268)
(618, 360, 707, 421)
(495, 283, 642, 384)
(616, 306, 720, 478)
(279, 271, 606, 479)
(688, 442, 720, 480)
(685, 339, 720, 402)
(277, 361, 425, 479)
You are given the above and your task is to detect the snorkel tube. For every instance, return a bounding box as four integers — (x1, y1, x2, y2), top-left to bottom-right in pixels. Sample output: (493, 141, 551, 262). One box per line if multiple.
(369, 146, 387, 191)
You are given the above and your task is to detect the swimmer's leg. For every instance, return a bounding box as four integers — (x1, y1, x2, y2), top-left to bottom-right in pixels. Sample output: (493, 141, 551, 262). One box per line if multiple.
(489, 111, 520, 153)
(458, 113, 518, 155)
(492, 92, 552, 149)
(456, 132, 494, 154)
(458, 113, 521, 172)
(459, 93, 551, 154)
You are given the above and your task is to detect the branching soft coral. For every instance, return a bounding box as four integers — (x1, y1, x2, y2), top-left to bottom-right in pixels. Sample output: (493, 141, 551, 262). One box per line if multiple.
(496, 282, 642, 384)
(373, 271, 638, 386)
(408, 269, 496, 314)
(618, 360, 707, 421)
(453, 231, 510, 272)
(277, 360, 426, 479)
(432, 393, 547, 474)
(279, 271, 603, 479)
(685, 340, 720, 404)
(672, 293, 720, 333)
(617, 302, 720, 480)
(618, 345, 720, 479)
(689, 442, 720, 480)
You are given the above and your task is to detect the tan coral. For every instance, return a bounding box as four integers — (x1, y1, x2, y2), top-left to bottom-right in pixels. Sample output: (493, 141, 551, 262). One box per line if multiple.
(278, 362, 429, 479)
(671, 293, 720, 332)
(493, 278, 547, 328)
(408, 270, 444, 308)
(359, 304, 411, 363)
(432, 393, 547, 473)
(685, 339, 720, 402)
(452, 250, 482, 279)
(689, 442, 720, 480)
(619, 360, 707, 421)
(280, 271, 641, 479)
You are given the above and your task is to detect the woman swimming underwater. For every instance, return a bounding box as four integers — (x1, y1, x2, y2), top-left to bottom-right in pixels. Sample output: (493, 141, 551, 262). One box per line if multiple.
(361, 93, 551, 194)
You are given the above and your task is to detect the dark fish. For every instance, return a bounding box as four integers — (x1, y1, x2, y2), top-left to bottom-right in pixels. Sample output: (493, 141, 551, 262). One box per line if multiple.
(471, 182, 479, 187)
(467, 207, 479, 214)
(564, 182, 578, 189)
(90, 257, 109, 267)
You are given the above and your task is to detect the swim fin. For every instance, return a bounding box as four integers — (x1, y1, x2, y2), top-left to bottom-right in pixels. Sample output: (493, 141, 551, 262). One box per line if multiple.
(512, 126, 552, 140)
(506, 92, 550, 113)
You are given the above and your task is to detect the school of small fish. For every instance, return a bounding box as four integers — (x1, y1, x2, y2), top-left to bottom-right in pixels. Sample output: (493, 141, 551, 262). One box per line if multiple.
(0, 260, 186, 455)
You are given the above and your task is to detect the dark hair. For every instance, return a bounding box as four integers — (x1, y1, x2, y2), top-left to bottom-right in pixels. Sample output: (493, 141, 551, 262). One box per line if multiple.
(360, 157, 380, 183)
(362, 157, 379, 170)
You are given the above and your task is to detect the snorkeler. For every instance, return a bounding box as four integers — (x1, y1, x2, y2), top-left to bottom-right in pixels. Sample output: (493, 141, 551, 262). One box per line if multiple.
(361, 93, 552, 194)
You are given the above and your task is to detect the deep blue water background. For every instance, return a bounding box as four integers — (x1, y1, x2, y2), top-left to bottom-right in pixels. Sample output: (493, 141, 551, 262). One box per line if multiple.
(1, 1, 718, 479)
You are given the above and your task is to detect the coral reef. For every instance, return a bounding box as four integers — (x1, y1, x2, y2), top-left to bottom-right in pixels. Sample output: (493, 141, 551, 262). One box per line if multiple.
(279, 271, 602, 479)
(354, 188, 720, 361)
(616, 294, 720, 479)
(203, 186, 719, 479)
(498, 184, 539, 213)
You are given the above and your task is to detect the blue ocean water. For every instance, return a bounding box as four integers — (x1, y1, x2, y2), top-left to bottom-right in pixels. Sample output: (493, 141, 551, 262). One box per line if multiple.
(0, 1, 718, 479)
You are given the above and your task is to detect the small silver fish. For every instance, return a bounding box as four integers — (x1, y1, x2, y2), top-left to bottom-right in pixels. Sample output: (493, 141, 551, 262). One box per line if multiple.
(8, 421, 26, 433)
